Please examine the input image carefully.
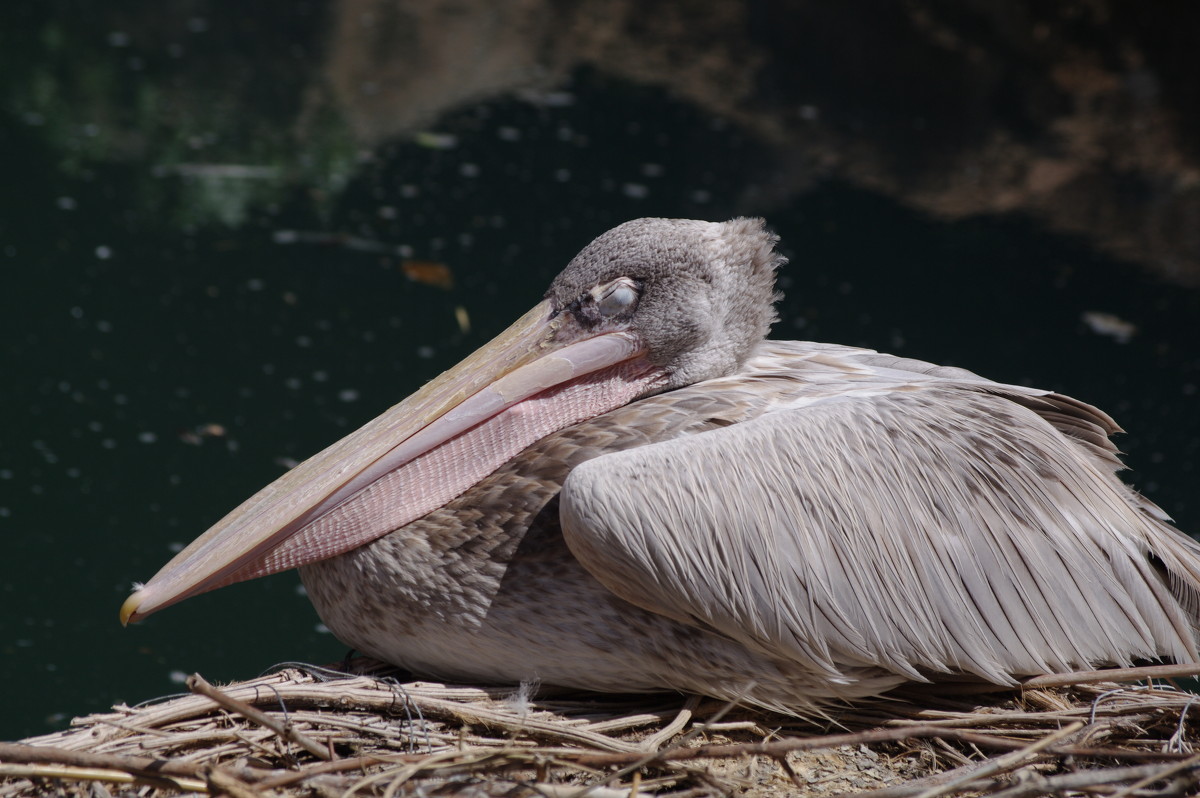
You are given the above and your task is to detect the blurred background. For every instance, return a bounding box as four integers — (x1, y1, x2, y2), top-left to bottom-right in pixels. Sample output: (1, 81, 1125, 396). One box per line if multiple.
(2, 1, 1198, 740)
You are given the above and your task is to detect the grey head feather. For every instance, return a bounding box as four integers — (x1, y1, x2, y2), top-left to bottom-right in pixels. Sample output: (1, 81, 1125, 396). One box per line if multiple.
(547, 217, 785, 389)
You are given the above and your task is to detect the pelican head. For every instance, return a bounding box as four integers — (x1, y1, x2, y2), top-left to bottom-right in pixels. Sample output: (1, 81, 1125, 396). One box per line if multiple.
(120, 217, 784, 623)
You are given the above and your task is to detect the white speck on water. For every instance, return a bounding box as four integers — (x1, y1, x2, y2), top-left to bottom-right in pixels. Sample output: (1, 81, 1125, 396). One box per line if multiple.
(622, 183, 649, 199)
(312, 370, 329, 383)
(247, 278, 265, 291)
(167, 541, 184, 553)
(295, 584, 308, 596)
(417, 346, 435, 359)
(187, 17, 208, 33)
(0, 469, 12, 479)
(315, 623, 331, 634)
(414, 131, 458, 150)
(689, 189, 712, 203)
(0, 508, 10, 518)
(285, 377, 302, 390)
(95, 245, 113, 260)
(65, 467, 80, 478)
(377, 205, 397, 219)
(137, 431, 157, 444)
(497, 126, 521, 142)
(57, 196, 77, 211)
(459, 163, 480, 178)
(168, 670, 189, 684)
(518, 89, 574, 107)
(338, 388, 360, 403)
(101, 438, 116, 449)
(400, 184, 419, 199)
(96, 319, 112, 332)
(554, 168, 571, 182)
(800, 104, 821, 121)
(107, 31, 130, 47)
(1081, 310, 1137, 344)
(69, 306, 83, 319)
(295, 335, 312, 348)
(641, 163, 664, 177)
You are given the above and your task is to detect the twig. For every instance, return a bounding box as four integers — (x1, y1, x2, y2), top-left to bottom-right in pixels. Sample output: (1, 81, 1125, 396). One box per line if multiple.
(187, 673, 334, 761)
(1104, 751, 1200, 798)
(0, 741, 204, 779)
(639, 696, 698, 751)
(910, 721, 1082, 798)
(255, 755, 406, 789)
(0, 763, 207, 793)
(202, 764, 266, 798)
(1019, 663, 1200, 690)
(569, 723, 1045, 767)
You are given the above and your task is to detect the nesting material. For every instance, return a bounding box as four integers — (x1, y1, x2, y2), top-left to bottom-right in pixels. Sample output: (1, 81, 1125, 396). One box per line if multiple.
(3, 660, 1200, 797)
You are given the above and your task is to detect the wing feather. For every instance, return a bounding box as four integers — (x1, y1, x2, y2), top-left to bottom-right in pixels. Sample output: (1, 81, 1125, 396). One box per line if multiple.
(560, 383, 1200, 685)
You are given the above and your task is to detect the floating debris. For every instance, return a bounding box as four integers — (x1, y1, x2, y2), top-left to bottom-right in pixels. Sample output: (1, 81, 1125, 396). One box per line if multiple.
(454, 305, 471, 334)
(153, 163, 280, 180)
(516, 88, 576, 107)
(273, 230, 421, 262)
(413, 131, 459, 150)
(401, 259, 454, 290)
(178, 423, 226, 446)
(1082, 310, 1137, 343)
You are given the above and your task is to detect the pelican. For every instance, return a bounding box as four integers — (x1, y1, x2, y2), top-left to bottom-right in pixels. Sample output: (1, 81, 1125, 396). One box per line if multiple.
(122, 218, 1200, 713)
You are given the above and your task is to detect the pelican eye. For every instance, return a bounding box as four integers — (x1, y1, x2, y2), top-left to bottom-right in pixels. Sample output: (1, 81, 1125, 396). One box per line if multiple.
(593, 280, 640, 318)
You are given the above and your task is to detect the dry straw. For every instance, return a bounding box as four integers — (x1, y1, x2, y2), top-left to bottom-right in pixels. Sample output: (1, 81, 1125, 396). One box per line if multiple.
(3, 659, 1200, 796)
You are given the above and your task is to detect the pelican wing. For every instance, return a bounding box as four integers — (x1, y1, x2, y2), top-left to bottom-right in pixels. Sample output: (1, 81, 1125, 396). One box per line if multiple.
(559, 377, 1200, 685)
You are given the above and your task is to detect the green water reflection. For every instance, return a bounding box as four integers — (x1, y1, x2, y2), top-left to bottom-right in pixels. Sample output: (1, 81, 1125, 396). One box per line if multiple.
(2, 3, 1197, 741)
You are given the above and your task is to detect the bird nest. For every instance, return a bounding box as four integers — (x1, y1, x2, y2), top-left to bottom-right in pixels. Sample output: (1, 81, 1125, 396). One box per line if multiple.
(3, 660, 1200, 797)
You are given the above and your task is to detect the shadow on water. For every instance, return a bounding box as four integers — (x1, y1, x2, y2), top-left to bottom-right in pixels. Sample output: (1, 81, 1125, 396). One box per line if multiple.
(1, 1, 1197, 739)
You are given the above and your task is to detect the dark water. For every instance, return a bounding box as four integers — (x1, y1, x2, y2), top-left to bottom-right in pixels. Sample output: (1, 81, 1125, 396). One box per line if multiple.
(2, 4, 1198, 741)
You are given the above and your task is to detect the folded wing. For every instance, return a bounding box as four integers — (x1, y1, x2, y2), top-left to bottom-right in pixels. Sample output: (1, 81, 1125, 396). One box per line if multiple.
(560, 380, 1200, 685)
